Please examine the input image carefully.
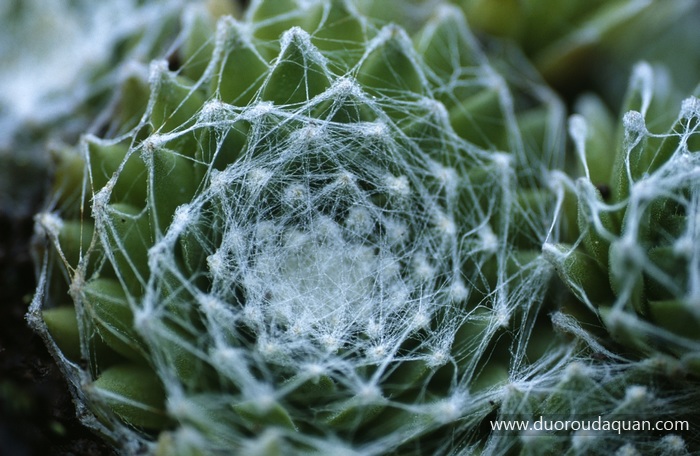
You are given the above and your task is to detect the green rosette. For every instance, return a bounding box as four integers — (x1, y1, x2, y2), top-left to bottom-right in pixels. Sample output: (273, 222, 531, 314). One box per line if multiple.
(31, 1, 570, 454)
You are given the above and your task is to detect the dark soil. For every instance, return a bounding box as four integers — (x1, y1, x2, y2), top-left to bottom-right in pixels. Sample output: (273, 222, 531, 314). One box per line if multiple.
(0, 211, 113, 456)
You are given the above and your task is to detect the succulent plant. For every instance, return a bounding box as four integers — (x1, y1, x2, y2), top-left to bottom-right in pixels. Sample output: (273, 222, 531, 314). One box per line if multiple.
(26, 0, 700, 454)
(29, 0, 580, 453)
(451, 0, 700, 100)
(0, 0, 225, 219)
(486, 350, 699, 456)
(544, 62, 700, 373)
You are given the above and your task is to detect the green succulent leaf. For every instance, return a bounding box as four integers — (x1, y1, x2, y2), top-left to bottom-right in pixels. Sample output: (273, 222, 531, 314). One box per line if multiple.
(91, 364, 170, 430)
